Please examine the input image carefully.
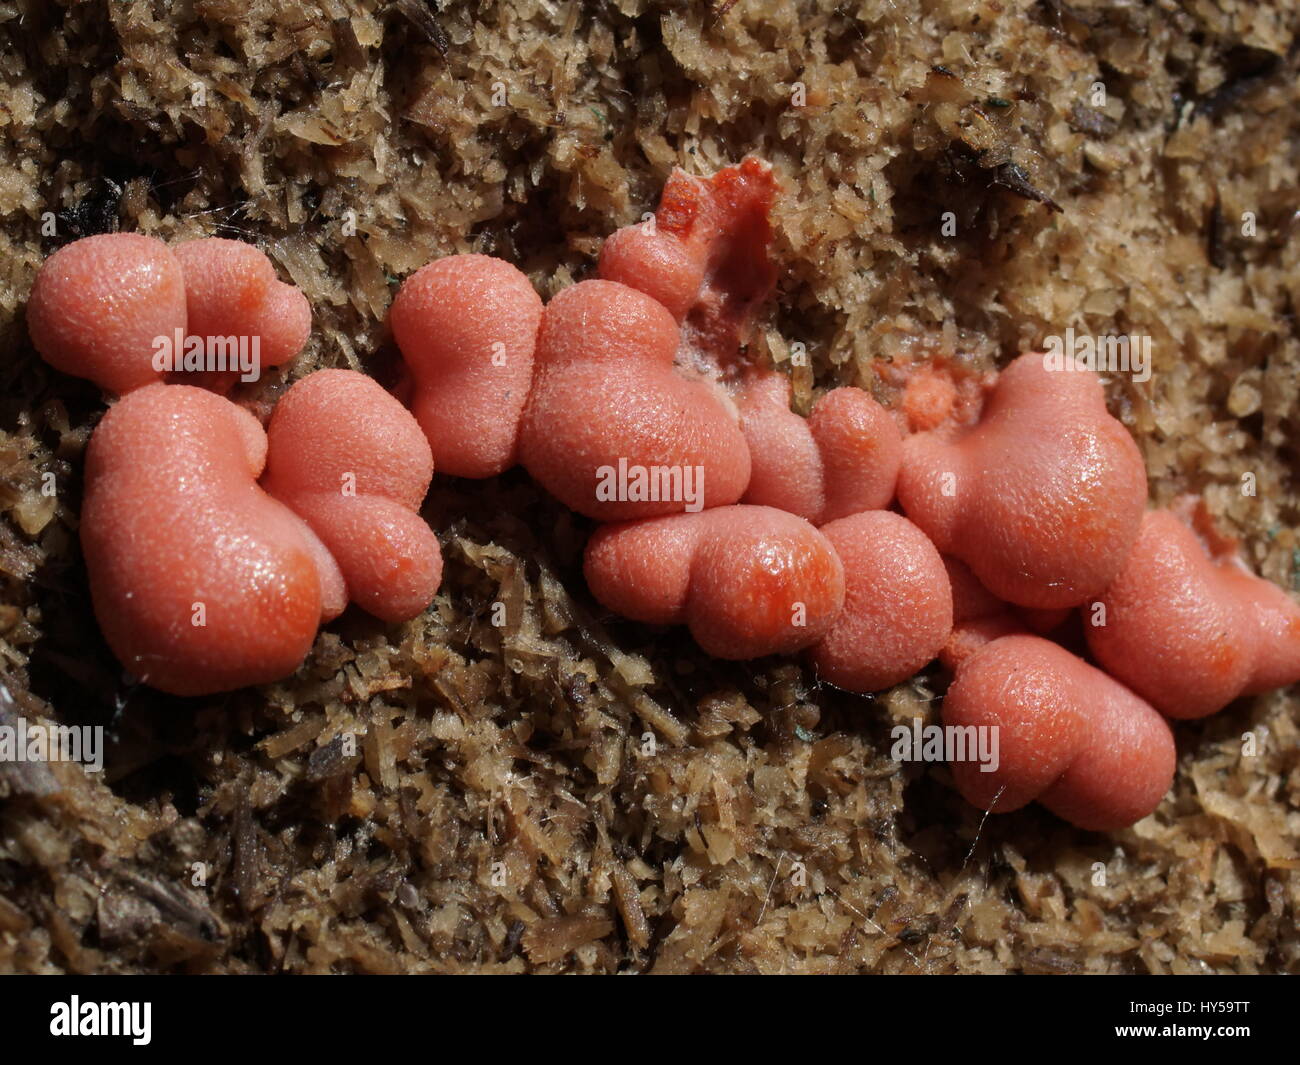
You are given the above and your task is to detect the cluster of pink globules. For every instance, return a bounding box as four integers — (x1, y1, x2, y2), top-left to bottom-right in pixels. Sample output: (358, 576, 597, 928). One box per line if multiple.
(26, 160, 1300, 831)
(28, 235, 441, 695)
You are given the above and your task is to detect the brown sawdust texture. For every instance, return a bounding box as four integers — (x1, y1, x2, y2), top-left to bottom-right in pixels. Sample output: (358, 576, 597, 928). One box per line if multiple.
(0, 0, 1298, 973)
